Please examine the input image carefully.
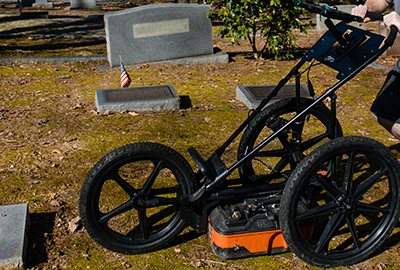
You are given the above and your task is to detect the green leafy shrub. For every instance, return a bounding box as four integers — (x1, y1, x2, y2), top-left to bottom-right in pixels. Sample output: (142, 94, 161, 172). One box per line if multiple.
(204, 0, 312, 59)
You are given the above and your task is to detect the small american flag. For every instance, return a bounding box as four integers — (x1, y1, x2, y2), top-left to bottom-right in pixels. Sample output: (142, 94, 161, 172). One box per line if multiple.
(120, 56, 131, 88)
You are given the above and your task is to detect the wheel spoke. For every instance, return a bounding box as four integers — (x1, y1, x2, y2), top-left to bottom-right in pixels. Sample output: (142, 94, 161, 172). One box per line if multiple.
(99, 200, 134, 224)
(301, 132, 330, 151)
(110, 170, 137, 197)
(295, 201, 338, 221)
(346, 212, 361, 249)
(353, 168, 389, 201)
(315, 212, 343, 253)
(311, 172, 341, 200)
(274, 156, 291, 172)
(138, 209, 149, 240)
(254, 149, 287, 158)
(343, 151, 355, 197)
(142, 160, 164, 196)
(354, 201, 390, 214)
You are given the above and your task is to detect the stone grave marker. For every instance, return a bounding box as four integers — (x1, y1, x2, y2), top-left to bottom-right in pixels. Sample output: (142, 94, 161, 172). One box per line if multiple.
(104, 4, 215, 67)
(0, 204, 29, 270)
(71, 0, 97, 9)
(95, 84, 181, 112)
(236, 84, 312, 109)
(32, 0, 53, 8)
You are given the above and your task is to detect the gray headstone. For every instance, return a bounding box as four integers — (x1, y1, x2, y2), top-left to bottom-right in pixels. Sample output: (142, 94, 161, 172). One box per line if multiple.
(316, 5, 364, 32)
(32, 0, 53, 8)
(0, 204, 29, 270)
(95, 84, 181, 112)
(71, 0, 97, 9)
(104, 4, 214, 67)
(236, 84, 312, 109)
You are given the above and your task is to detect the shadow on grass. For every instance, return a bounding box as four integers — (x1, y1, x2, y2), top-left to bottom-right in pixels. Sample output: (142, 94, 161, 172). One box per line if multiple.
(164, 226, 202, 249)
(0, 14, 105, 56)
(180, 95, 192, 109)
(389, 143, 400, 156)
(25, 211, 57, 269)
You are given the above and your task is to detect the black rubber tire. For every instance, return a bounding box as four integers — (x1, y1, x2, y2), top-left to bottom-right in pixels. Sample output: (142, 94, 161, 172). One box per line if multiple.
(237, 98, 343, 178)
(79, 142, 195, 254)
(280, 136, 400, 268)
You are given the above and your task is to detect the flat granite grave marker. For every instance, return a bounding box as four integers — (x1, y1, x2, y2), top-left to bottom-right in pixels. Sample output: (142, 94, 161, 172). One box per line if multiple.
(104, 4, 215, 67)
(0, 204, 29, 270)
(95, 84, 181, 112)
(236, 84, 312, 109)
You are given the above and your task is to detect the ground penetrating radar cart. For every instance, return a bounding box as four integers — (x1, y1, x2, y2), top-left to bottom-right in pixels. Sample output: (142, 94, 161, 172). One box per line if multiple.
(79, 3, 400, 267)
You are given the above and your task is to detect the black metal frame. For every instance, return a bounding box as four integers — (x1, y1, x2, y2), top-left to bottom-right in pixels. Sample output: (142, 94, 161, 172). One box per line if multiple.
(142, 3, 398, 233)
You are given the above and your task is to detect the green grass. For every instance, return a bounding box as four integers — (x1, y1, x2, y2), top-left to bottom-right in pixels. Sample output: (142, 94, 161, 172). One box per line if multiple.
(1, 18, 400, 269)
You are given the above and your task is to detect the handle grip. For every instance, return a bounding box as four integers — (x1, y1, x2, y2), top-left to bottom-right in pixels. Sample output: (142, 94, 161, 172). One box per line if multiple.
(386, 25, 398, 47)
(365, 11, 384, 21)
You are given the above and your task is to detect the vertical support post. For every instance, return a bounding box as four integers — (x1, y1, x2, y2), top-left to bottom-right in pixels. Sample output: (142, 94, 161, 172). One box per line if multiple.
(330, 93, 337, 138)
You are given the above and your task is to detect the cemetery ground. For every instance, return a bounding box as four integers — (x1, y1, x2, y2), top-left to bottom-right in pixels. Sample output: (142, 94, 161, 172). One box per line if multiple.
(2, 3, 400, 270)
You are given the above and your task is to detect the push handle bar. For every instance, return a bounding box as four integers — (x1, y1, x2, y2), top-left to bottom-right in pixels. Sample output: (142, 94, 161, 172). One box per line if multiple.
(363, 11, 397, 47)
(298, 1, 382, 22)
(297, 1, 363, 23)
(297, 1, 398, 47)
(385, 25, 398, 47)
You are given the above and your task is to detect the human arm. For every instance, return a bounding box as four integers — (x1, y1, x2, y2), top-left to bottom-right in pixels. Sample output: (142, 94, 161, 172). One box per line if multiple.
(384, 11, 400, 32)
(351, 0, 390, 22)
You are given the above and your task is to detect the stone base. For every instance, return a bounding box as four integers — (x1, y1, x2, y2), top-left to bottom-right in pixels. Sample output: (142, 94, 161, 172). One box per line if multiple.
(236, 84, 311, 109)
(103, 48, 229, 69)
(32, 1, 53, 7)
(95, 84, 181, 112)
(0, 204, 29, 270)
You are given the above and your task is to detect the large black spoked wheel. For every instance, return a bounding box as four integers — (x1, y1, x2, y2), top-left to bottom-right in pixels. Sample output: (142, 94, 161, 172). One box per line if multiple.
(280, 136, 400, 267)
(79, 142, 195, 254)
(237, 98, 343, 179)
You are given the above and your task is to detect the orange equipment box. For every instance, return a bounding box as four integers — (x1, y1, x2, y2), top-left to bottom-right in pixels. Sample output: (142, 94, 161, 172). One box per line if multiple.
(208, 204, 313, 259)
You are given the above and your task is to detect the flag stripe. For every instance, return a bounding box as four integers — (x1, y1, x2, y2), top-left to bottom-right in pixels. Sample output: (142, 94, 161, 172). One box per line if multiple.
(120, 60, 131, 88)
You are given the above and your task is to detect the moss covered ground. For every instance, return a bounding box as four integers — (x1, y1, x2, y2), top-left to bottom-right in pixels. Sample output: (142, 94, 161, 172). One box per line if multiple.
(1, 3, 400, 269)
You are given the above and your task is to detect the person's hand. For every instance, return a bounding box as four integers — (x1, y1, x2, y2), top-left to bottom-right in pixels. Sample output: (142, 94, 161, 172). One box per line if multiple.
(383, 11, 400, 33)
(351, 4, 370, 22)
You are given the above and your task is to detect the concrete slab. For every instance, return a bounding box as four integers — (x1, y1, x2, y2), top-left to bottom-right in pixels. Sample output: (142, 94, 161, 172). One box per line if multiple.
(236, 84, 311, 109)
(0, 204, 29, 270)
(95, 84, 181, 112)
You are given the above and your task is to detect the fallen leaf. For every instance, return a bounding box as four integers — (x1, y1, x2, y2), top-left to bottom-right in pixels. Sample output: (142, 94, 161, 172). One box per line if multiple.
(50, 199, 61, 207)
(190, 260, 201, 268)
(68, 216, 81, 233)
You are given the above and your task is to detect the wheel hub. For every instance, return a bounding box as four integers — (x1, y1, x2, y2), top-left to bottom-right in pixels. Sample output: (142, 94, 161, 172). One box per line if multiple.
(337, 196, 355, 213)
